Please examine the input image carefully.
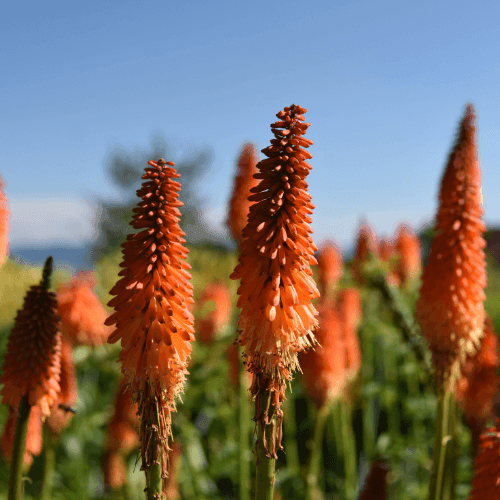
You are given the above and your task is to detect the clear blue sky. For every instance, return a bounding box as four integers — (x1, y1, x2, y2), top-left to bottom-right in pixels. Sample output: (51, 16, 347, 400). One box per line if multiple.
(2, 0, 500, 251)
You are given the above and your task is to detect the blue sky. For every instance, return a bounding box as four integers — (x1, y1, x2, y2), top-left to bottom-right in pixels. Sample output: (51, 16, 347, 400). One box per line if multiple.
(2, 1, 500, 251)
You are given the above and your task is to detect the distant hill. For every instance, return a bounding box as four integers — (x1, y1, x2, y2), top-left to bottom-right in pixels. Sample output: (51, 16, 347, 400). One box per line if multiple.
(9, 245, 93, 271)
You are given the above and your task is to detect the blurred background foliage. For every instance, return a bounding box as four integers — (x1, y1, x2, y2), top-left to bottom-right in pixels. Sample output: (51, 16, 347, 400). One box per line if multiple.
(0, 234, 499, 499)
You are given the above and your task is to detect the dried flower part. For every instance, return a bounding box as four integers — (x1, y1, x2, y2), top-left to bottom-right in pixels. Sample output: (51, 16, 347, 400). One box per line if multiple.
(337, 288, 362, 379)
(358, 458, 389, 500)
(0, 177, 9, 269)
(301, 302, 346, 407)
(0, 405, 42, 468)
(416, 105, 486, 389)
(230, 105, 319, 454)
(47, 337, 77, 436)
(104, 450, 127, 491)
(1, 257, 61, 417)
(57, 272, 112, 346)
(106, 379, 139, 455)
(316, 241, 342, 297)
(196, 282, 232, 343)
(468, 419, 500, 500)
(395, 224, 421, 285)
(105, 159, 195, 478)
(227, 143, 260, 246)
(351, 223, 379, 283)
(456, 316, 499, 454)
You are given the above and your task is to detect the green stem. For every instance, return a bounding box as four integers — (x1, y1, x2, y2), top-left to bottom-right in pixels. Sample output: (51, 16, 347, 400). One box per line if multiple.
(306, 400, 334, 500)
(8, 395, 31, 500)
(329, 400, 344, 466)
(340, 404, 357, 500)
(428, 390, 457, 500)
(254, 390, 276, 500)
(144, 411, 162, 500)
(361, 329, 376, 460)
(40, 428, 56, 500)
(239, 347, 251, 500)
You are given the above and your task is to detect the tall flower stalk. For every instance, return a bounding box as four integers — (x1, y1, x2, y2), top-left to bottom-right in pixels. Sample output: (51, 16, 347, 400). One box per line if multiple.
(416, 105, 486, 500)
(0, 257, 61, 500)
(105, 159, 195, 498)
(231, 104, 319, 499)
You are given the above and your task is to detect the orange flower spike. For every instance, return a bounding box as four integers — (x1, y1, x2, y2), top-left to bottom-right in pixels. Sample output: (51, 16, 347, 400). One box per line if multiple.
(105, 158, 195, 479)
(1, 257, 61, 417)
(57, 272, 112, 346)
(468, 420, 500, 500)
(379, 238, 395, 262)
(316, 241, 342, 297)
(1, 405, 43, 469)
(227, 143, 260, 246)
(416, 105, 486, 388)
(300, 302, 346, 407)
(47, 337, 78, 436)
(395, 224, 422, 285)
(0, 177, 10, 269)
(230, 104, 319, 455)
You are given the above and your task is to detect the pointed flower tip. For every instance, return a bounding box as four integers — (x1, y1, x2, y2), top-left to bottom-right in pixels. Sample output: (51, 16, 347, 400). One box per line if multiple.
(41, 255, 54, 290)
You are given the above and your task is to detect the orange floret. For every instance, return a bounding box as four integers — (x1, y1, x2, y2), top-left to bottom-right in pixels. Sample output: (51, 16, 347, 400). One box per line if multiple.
(230, 104, 319, 455)
(1, 257, 61, 417)
(351, 223, 379, 284)
(227, 143, 260, 247)
(416, 105, 486, 390)
(105, 159, 195, 479)
(337, 288, 362, 380)
(57, 272, 112, 346)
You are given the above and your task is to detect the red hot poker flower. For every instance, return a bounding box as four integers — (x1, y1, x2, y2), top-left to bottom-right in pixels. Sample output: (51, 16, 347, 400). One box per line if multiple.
(227, 143, 260, 247)
(230, 104, 319, 455)
(1, 257, 61, 417)
(105, 159, 195, 479)
(57, 272, 113, 346)
(351, 223, 379, 283)
(416, 105, 486, 389)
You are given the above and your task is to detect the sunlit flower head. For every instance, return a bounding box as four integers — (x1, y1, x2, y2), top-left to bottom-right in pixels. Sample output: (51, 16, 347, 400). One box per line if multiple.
(316, 241, 342, 297)
(230, 104, 319, 455)
(416, 105, 486, 390)
(395, 224, 421, 286)
(105, 158, 195, 479)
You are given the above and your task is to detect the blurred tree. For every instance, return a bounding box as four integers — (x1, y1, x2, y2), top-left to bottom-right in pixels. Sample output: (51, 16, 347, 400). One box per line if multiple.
(90, 134, 218, 262)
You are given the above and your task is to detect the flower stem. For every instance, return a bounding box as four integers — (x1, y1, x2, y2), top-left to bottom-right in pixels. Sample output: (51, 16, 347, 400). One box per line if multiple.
(8, 394, 31, 500)
(145, 406, 163, 500)
(306, 400, 334, 500)
(283, 396, 300, 476)
(340, 404, 357, 500)
(239, 347, 251, 500)
(428, 390, 457, 500)
(254, 389, 276, 500)
(40, 427, 56, 500)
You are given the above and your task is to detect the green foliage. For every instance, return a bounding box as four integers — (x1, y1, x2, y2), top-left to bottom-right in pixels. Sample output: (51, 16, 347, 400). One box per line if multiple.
(0, 244, 499, 499)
